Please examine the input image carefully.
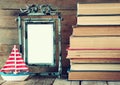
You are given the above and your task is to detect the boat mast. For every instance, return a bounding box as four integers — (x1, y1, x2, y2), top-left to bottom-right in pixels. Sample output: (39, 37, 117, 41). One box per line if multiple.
(14, 45, 17, 74)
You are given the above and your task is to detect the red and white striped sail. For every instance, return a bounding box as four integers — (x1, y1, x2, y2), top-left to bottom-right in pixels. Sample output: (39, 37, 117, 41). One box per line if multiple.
(0, 45, 29, 73)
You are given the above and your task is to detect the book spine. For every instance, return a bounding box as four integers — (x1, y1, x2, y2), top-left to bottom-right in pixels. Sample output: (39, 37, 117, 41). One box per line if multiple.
(70, 58, 120, 63)
(77, 16, 120, 25)
(70, 36, 120, 48)
(68, 71, 120, 80)
(72, 26, 120, 36)
(77, 3, 120, 15)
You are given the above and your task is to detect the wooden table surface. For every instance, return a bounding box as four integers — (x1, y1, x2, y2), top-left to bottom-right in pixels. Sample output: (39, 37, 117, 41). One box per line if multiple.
(0, 75, 120, 85)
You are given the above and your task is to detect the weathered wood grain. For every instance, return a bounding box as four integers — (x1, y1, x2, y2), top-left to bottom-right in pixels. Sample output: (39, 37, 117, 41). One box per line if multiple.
(2, 81, 26, 85)
(0, 29, 18, 44)
(0, 77, 6, 85)
(0, 55, 8, 68)
(81, 81, 107, 85)
(77, 0, 120, 3)
(0, 0, 76, 10)
(25, 76, 55, 85)
(71, 81, 80, 85)
(0, 10, 19, 16)
(0, 16, 17, 28)
(1, 77, 120, 85)
(1, 0, 120, 10)
(0, 9, 76, 17)
(53, 78, 71, 85)
(108, 82, 120, 85)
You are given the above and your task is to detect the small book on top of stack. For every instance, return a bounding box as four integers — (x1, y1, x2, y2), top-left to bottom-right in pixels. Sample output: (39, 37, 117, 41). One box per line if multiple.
(67, 2, 120, 80)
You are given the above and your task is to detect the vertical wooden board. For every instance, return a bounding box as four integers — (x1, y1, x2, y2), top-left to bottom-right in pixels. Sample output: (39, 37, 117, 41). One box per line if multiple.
(108, 82, 120, 85)
(53, 78, 71, 85)
(81, 81, 107, 85)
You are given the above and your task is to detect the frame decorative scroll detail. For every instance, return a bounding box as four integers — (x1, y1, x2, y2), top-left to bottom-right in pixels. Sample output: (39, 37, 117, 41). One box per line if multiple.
(20, 4, 60, 16)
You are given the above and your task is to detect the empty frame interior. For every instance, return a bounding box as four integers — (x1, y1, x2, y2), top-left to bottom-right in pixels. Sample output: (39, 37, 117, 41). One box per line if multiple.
(25, 22, 55, 65)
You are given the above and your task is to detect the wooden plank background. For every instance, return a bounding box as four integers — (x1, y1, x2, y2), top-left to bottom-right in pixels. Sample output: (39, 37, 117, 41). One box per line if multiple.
(0, 0, 120, 73)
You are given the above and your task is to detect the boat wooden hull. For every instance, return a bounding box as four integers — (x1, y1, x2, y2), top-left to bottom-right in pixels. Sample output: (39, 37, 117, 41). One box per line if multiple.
(0, 72, 29, 81)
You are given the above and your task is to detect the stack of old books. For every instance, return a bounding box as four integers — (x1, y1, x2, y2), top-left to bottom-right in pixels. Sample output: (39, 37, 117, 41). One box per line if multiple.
(67, 3, 120, 80)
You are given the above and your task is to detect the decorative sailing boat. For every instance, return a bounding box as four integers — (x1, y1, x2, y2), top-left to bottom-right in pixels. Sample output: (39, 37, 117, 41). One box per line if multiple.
(0, 45, 30, 81)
